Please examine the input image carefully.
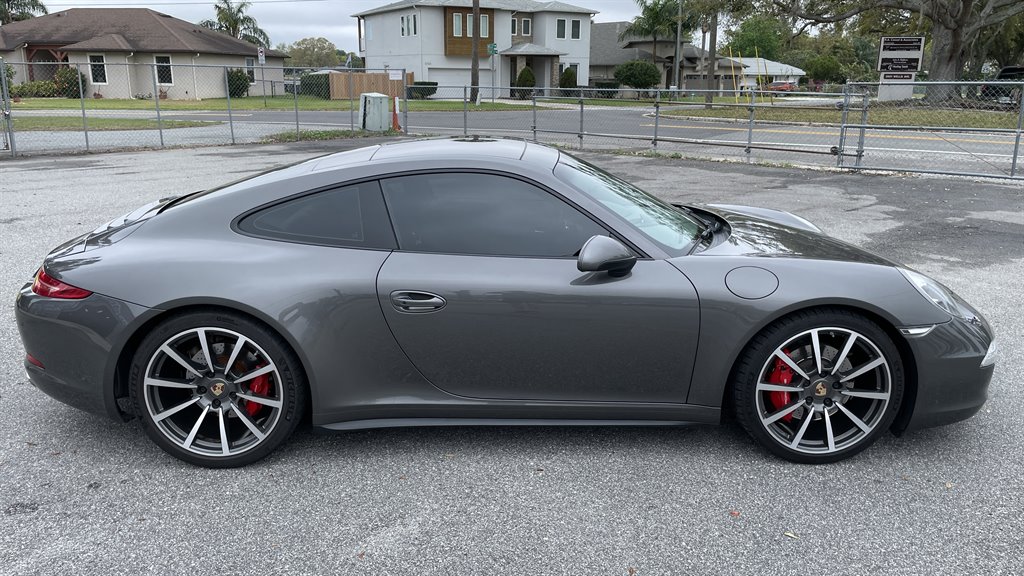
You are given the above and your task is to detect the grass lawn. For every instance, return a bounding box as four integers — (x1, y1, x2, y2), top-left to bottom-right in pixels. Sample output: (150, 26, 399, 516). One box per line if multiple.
(13, 117, 217, 131)
(12, 96, 531, 112)
(660, 103, 1020, 129)
(539, 96, 738, 107)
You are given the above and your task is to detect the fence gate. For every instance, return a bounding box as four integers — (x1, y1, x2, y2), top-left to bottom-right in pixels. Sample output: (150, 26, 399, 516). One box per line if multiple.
(0, 58, 13, 155)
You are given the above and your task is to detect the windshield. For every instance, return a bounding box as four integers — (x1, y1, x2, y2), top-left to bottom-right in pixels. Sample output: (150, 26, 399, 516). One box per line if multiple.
(554, 158, 703, 256)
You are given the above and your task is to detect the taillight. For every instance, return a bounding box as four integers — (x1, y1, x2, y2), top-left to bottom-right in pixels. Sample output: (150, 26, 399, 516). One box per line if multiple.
(32, 268, 92, 299)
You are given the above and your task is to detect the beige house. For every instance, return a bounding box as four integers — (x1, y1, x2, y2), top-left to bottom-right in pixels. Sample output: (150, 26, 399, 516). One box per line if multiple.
(0, 8, 287, 99)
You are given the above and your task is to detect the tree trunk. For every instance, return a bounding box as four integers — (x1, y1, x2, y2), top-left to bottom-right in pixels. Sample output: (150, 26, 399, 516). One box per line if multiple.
(470, 1, 480, 103)
(704, 13, 718, 107)
(925, 21, 966, 101)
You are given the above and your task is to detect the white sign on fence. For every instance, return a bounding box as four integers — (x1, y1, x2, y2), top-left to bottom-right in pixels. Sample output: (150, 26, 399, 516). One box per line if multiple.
(388, 69, 403, 81)
(877, 36, 924, 101)
(257, 47, 266, 65)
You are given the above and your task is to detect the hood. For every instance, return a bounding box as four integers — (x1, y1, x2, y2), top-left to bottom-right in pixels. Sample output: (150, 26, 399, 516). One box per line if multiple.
(690, 204, 895, 266)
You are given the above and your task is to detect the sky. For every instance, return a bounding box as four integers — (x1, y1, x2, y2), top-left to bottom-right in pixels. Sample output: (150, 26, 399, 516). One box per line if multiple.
(38, 0, 657, 52)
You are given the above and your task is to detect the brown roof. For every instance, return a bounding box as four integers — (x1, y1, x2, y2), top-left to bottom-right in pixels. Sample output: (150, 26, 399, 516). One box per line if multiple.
(0, 8, 286, 58)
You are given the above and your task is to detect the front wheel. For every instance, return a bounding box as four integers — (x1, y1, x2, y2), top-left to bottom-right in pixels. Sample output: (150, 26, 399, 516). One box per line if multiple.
(129, 311, 306, 468)
(732, 309, 904, 464)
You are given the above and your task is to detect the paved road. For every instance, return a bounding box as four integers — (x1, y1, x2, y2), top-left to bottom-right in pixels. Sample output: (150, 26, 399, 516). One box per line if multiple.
(8, 105, 1022, 178)
(1, 142, 1022, 575)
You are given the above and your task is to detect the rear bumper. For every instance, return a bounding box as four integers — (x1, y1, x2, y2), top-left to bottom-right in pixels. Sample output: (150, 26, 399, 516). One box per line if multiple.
(15, 283, 152, 421)
(899, 316, 995, 433)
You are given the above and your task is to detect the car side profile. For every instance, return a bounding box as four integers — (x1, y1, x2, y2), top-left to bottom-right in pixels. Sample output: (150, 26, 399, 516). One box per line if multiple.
(15, 138, 996, 467)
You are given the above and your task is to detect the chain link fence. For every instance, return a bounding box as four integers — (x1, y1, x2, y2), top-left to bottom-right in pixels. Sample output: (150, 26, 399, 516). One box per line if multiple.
(2, 59, 1022, 181)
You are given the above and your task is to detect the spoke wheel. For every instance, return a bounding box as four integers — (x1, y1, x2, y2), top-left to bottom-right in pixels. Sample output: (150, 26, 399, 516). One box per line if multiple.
(130, 312, 305, 467)
(732, 309, 904, 464)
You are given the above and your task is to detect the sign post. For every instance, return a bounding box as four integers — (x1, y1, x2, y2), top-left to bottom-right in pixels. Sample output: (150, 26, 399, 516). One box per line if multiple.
(488, 43, 497, 102)
(877, 36, 924, 101)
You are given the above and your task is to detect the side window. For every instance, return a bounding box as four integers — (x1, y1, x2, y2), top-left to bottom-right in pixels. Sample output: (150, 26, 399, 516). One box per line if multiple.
(381, 173, 605, 257)
(238, 181, 396, 249)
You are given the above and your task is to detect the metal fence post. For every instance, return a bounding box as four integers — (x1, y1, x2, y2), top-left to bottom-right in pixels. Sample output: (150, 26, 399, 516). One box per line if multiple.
(578, 97, 584, 149)
(224, 67, 235, 145)
(1011, 85, 1024, 178)
(653, 90, 660, 148)
(151, 64, 164, 148)
(531, 92, 537, 142)
(745, 98, 755, 161)
(0, 57, 14, 157)
(76, 63, 90, 152)
(293, 72, 300, 141)
(348, 70, 355, 130)
(836, 84, 852, 168)
(463, 85, 468, 136)
(855, 91, 869, 168)
(401, 68, 409, 135)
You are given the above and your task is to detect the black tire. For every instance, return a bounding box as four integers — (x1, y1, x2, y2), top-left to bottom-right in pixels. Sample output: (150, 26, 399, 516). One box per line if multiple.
(731, 308, 904, 464)
(129, 310, 306, 468)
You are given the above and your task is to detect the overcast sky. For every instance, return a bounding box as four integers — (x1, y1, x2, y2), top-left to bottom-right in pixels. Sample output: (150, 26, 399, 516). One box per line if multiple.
(40, 0, 656, 51)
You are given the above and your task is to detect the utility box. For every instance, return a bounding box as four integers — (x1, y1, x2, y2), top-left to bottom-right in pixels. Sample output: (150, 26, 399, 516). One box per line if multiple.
(359, 92, 390, 131)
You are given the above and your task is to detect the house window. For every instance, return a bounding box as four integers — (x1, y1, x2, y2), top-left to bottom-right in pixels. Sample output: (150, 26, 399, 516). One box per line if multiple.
(522, 18, 531, 36)
(481, 14, 489, 37)
(401, 15, 406, 36)
(511, 18, 517, 35)
(155, 55, 172, 85)
(401, 14, 417, 36)
(412, 13, 417, 35)
(453, 13, 462, 37)
(556, 18, 566, 39)
(467, 13, 473, 38)
(245, 57, 256, 83)
(571, 19, 581, 40)
(88, 54, 107, 84)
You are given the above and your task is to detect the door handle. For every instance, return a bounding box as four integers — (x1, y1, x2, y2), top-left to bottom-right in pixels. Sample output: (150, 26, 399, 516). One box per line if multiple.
(390, 291, 446, 312)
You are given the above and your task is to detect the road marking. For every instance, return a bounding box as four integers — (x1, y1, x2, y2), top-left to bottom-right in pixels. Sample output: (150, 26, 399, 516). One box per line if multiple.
(642, 123, 1014, 145)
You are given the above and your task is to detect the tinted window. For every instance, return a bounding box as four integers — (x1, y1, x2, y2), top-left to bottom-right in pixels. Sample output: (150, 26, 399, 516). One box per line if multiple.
(239, 181, 396, 249)
(381, 173, 605, 257)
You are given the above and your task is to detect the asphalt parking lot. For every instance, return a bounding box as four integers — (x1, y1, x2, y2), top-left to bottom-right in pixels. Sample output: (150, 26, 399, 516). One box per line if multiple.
(1, 140, 1022, 575)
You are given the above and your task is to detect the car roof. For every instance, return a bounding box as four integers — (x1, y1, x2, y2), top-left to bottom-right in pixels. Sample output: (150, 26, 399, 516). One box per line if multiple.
(310, 137, 556, 173)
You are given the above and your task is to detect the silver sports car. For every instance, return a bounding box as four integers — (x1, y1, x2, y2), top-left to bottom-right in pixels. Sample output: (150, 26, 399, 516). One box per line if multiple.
(15, 138, 996, 467)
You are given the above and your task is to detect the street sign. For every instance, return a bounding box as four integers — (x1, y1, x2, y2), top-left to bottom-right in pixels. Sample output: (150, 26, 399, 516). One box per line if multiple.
(488, 43, 498, 55)
(257, 47, 266, 65)
(877, 36, 923, 72)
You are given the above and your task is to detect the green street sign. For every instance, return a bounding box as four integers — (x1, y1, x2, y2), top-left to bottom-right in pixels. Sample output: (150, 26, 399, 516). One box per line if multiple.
(488, 43, 498, 55)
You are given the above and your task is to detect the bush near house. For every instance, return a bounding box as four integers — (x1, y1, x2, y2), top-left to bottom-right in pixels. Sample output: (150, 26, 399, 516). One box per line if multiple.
(53, 67, 87, 98)
(300, 73, 331, 99)
(227, 68, 251, 98)
(558, 67, 579, 97)
(10, 80, 58, 98)
(513, 66, 535, 99)
(613, 60, 660, 90)
(590, 79, 621, 98)
(407, 81, 438, 99)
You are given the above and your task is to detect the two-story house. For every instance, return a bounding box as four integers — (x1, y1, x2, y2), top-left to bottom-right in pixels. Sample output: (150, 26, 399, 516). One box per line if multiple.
(354, 0, 596, 93)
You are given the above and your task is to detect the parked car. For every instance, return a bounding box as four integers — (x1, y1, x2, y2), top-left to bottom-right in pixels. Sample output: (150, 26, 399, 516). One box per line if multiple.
(762, 81, 797, 94)
(980, 65, 1024, 104)
(15, 138, 995, 467)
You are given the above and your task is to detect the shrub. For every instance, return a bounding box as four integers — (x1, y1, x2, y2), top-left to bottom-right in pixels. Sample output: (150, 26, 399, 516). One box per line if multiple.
(53, 66, 87, 98)
(613, 60, 660, 90)
(558, 67, 579, 97)
(226, 68, 251, 98)
(300, 72, 331, 99)
(591, 79, 621, 98)
(513, 66, 535, 99)
(3, 63, 14, 88)
(407, 81, 438, 99)
(10, 80, 57, 98)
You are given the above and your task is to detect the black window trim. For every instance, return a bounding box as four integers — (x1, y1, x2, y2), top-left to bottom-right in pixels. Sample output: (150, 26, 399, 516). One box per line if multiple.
(231, 178, 399, 251)
(377, 168, 650, 260)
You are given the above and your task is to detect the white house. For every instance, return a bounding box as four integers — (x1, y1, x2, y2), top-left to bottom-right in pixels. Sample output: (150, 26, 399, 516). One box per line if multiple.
(354, 0, 596, 91)
(731, 57, 806, 90)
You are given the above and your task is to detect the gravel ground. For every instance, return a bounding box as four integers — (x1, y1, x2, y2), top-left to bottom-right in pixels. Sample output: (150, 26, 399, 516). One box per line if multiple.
(1, 141, 1021, 575)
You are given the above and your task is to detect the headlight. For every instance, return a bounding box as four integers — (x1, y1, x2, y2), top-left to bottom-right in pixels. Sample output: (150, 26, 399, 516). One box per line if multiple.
(898, 268, 970, 319)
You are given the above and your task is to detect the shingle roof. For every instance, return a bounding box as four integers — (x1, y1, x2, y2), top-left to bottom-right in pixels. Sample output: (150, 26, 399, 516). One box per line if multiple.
(354, 0, 596, 18)
(0, 8, 286, 58)
(590, 22, 659, 65)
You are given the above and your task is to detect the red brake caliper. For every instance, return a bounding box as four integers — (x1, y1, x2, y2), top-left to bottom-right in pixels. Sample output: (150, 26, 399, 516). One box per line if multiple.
(766, 349, 795, 423)
(244, 362, 270, 417)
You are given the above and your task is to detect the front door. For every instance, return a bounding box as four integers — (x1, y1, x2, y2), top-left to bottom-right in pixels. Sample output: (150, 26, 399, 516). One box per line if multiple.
(375, 171, 700, 403)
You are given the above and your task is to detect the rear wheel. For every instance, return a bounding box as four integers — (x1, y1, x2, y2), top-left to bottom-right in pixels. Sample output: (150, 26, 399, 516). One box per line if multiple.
(129, 311, 305, 467)
(732, 309, 904, 464)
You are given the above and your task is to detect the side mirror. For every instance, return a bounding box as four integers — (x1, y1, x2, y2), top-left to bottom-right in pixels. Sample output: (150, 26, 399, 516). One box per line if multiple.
(577, 235, 636, 277)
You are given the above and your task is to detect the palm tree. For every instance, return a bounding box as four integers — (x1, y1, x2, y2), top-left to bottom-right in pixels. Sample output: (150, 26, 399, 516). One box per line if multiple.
(199, 0, 270, 48)
(619, 0, 679, 64)
(1, 0, 48, 25)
